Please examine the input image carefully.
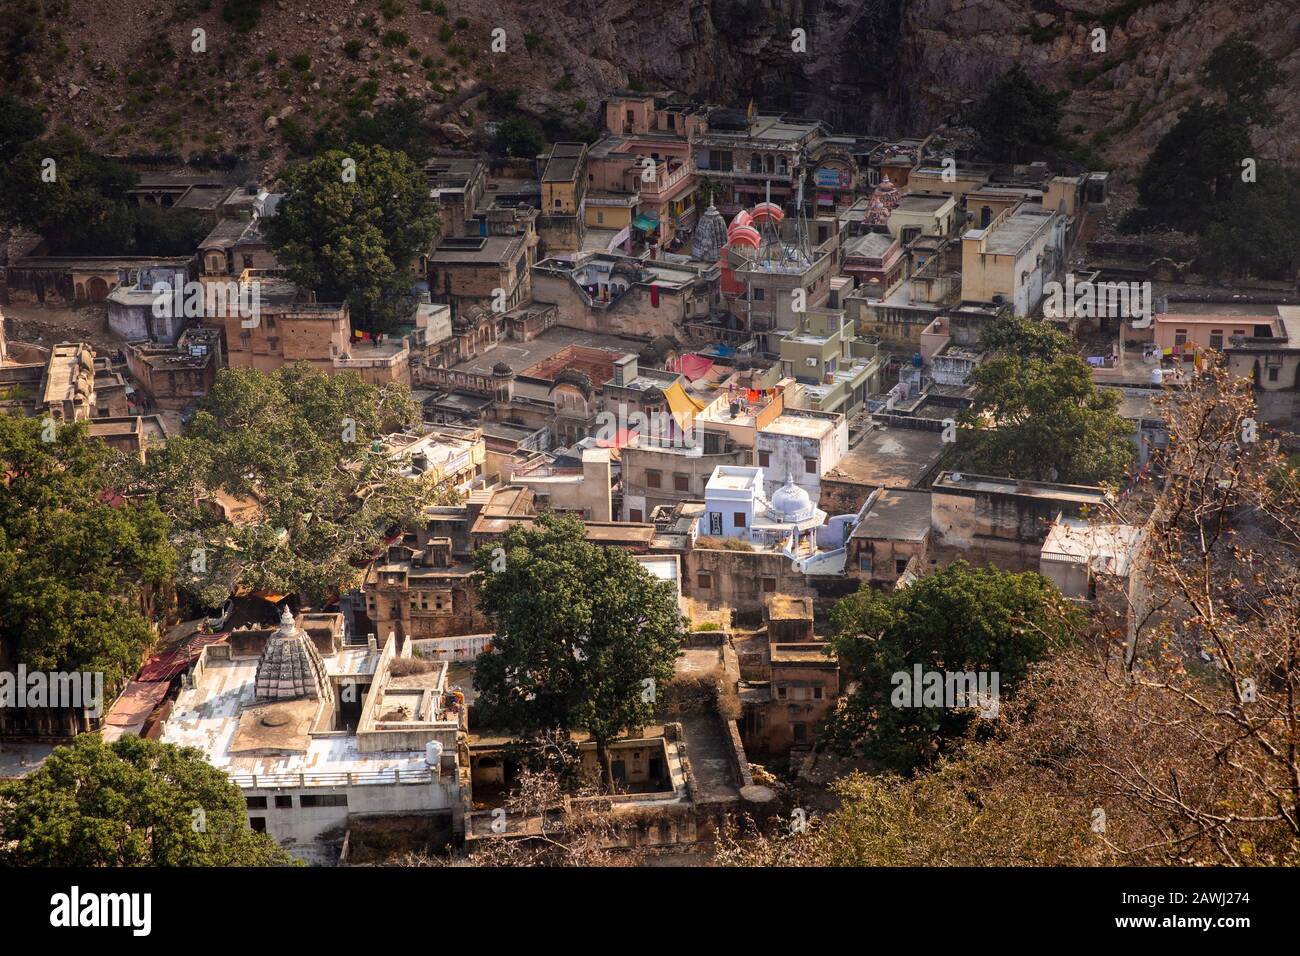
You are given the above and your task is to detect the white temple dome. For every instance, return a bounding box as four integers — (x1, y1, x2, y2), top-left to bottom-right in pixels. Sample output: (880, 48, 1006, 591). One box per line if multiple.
(768, 474, 815, 522)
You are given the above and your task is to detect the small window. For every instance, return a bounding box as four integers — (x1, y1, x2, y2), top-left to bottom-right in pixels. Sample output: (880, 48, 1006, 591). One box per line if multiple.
(752, 287, 765, 301)
(1268, 367, 1280, 381)
(673, 473, 689, 492)
(758, 450, 771, 468)
(762, 577, 777, 593)
(1209, 330, 1224, 350)
(646, 470, 662, 489)
(299, 794, 348, 808)
(246, 796, 268, 809)
(813, 686, 824, 700)
(249, 816, 267, 832)
(895, 558, 908, 574)
(777, 685, 787, 699)
(697, 572, 712, 590)
(629, 509, 643, 523)
(804, 457, 817, 474)
(734, 511, 746, 528)
(859, 555, 873, 572)
(275, 795, 293, 809)
(596, 211, 604, 224)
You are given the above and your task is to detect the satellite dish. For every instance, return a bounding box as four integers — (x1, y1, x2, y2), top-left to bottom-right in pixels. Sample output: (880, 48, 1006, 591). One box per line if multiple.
(951, 472, 963, 482)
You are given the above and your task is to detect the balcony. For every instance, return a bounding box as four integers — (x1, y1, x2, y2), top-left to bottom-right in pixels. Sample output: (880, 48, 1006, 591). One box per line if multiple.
(638, 161, 693, 202)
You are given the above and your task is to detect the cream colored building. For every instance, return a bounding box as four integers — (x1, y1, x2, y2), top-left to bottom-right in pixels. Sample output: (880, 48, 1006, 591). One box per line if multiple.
(960, 205, 1066, 316)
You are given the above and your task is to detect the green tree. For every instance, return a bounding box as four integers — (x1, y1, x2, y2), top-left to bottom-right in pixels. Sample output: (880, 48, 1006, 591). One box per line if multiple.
(823, 562, 1075, 773)
(137, 364, 441, 609)
(1200, 165, 1300, 280)
(0, 416, 174, 687)
(0, 735, 298, 866)
(979, 313, 1074, 362)
(969, 65, 1061, 163)
(0, 130, 138, 254)
(265, 144, 439, 335)
(1129, 102, 1252, 233)
(0, 93, 44, 156)
(1200, 35, 1281, 127)
(133, 205, 210, 257)
(471, 514, 683, 789)
(956, 318, 1135, 484)
(491, 115, 543, 159)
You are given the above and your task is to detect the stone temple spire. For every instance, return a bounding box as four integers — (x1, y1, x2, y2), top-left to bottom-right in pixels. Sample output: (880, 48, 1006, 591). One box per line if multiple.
(254, 606, 333, 703)
(691, 203, 728, 262)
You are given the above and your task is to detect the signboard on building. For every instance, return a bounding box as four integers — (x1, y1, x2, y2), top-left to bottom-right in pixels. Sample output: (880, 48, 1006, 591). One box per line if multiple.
(708, 511, 723, 535)
(815, 165, 849, 189)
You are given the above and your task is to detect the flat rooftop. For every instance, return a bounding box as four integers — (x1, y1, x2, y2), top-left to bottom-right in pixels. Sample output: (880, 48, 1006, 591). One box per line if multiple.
(761, 412, 837, 440)
(821, 425, 945, 490)
(161, 652, 431, 779)
(933, 471, 1109, 505)
(851, 488, 933, 542)
(895, 193, 951, 212)
(447, 325, 647, 379)
(981, 207, 1054, 257)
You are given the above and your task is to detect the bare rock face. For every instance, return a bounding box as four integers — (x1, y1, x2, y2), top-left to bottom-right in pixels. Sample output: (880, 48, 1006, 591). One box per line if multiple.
(515, 0, 1299, 168)
(10, 0, 1297, 170)
(439, 121, 470, 143)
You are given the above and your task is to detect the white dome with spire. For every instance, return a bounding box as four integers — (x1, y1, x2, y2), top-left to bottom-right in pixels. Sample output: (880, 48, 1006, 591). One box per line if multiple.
(767, 474, 815, 523)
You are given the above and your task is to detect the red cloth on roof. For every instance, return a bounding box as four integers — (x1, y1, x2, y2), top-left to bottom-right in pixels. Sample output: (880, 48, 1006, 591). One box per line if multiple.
(104, 681, 170, 728)
(679, 353, 714, 382)
(136, 633, 227, 682)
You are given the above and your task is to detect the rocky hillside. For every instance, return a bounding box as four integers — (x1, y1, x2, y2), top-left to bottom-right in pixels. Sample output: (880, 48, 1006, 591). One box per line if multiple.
(4, 0, 1298, 177)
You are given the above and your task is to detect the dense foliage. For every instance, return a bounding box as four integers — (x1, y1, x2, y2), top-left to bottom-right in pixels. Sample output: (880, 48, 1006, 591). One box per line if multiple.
(0, 735, 298, 866)
(957, 317, 1135, 484)
(471, 514, 684, 787)
(136, 363, 443, 609)
(824, 562, 1074, 773)
(265, 143, 440, 335)
(0, 416, 173, 686)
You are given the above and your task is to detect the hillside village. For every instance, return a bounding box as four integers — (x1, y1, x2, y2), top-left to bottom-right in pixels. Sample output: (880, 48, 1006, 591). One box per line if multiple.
(0, 13, 1298, 878)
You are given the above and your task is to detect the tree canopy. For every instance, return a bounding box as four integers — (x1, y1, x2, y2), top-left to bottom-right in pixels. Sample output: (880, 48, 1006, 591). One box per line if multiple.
(0, 416, 173, 686)
(956, 317, 1135, 485)
(265, 144, 440, 335)
(1130, 101, 1252, 234)
(1200, 35, 1281, 127)
(136, 363, 445, 610)
(823, 562, 1075, 773)
(1124, 37, 1296, 281)
(471, 514, 683, 788)
(969, 65, 1062, 163)
(0, 735, 298, 866)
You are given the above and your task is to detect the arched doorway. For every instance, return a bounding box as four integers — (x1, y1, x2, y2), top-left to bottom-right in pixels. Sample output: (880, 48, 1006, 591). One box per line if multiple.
(85, 276, 110, 302)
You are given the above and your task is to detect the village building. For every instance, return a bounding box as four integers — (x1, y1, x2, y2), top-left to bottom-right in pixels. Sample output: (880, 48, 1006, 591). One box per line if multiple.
(846, 487, 933, 587)
(775, 308, 887, 416)
(536, 142, 589, 254)
(960, 204, 1066, 316)
(160, 606, 467, 864)
(530, 252, 717, 339)
(423, 156, 488, 239)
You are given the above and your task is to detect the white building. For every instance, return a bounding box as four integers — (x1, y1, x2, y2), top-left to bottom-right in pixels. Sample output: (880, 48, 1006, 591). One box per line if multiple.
(161, 607, 465, 864)
(755, 408, 847, 505)
(703, 464, 827, 553)
(1039, 513, 1143, 599)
